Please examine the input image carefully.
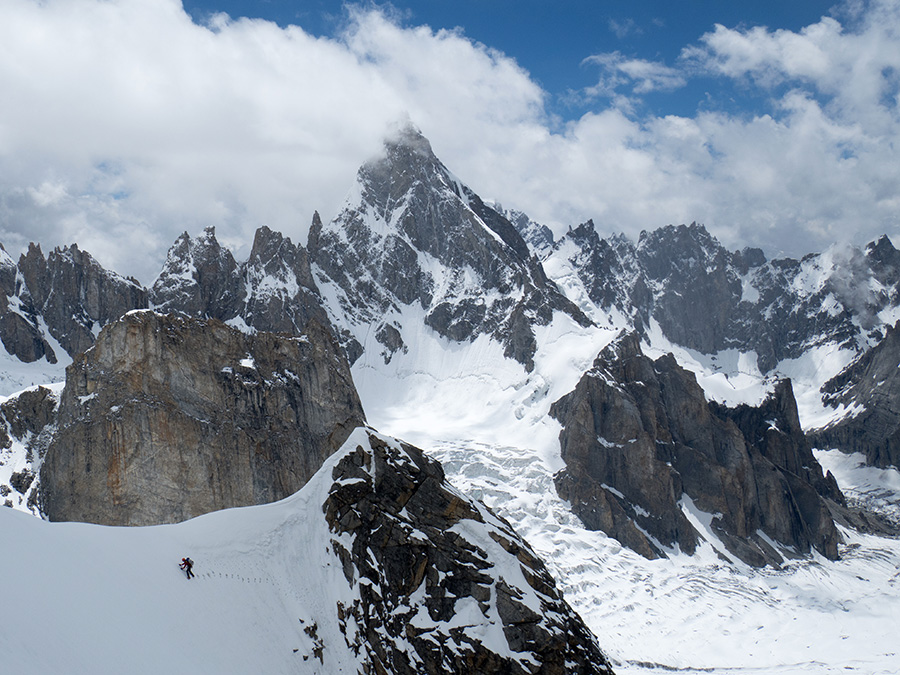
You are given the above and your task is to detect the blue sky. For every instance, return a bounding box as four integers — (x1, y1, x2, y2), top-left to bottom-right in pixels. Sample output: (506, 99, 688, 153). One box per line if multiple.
(181, 0, 838, 118)
(1, 0, 898, 281)
(175, 2, 819, 118)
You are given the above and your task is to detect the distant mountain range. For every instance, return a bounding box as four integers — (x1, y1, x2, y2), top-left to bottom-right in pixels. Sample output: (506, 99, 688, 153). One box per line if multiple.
(1, 122, 899, 672)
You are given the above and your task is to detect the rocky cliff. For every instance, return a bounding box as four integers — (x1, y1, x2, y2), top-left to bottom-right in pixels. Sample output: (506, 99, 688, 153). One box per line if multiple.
(323, 427, 613, 674)
(812, 321, 900, 470)
(551, 332, 842, 566)
(0, 384, 60, 513)
(18, 242, 148, 357)
(40, 310, 365, 525)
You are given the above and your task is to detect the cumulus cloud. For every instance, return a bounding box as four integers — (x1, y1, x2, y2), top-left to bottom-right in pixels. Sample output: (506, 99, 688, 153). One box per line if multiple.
(0, 0, 898, 282)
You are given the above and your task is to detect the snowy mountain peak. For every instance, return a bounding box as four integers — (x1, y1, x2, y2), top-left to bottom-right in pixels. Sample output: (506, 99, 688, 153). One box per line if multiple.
(150, 226, 242, 319)
(382, 118, 434, 158)
(309, 125, 588, 369)
(548, 220, 900, 372)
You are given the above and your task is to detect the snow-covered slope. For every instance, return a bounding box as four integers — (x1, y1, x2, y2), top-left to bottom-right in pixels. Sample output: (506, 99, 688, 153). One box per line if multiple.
(0, 427, 611, 674)
(428, 440, 900, 675)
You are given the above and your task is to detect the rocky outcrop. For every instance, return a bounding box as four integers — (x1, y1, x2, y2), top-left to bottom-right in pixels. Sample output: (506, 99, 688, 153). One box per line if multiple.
(150, 227, 244, 319)
(0, 245, 58, 365)
(0, 385, 60, 513)
(323, 428, 613, 674)
(812, 321, 900, 469)
(241, 225, 333, 336)
(40, 311, 365, 525)
(503, 206, 556, 257)
(309, 122, 590, 371)
(551, 332, 842, 566)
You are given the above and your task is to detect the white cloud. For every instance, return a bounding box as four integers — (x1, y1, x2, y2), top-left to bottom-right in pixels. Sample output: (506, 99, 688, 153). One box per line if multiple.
(583, 52, 687, 96)
(608, 18, 641, 40)
(0, 0, 898, 283)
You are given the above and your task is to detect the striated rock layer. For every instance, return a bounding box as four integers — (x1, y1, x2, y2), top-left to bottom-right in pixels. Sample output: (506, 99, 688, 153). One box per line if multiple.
(40, 311, 365, 525)
(551, 332, 842, 567)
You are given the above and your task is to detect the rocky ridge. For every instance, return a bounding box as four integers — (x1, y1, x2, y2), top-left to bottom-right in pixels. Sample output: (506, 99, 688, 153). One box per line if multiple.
(545, 221, 899, 372)
(551, 332, 843, 566)
(812, 321, 900, 470)
(308, 123, 590, 371)
(323, 427, 613, 674)
(0, 384, 59, 513)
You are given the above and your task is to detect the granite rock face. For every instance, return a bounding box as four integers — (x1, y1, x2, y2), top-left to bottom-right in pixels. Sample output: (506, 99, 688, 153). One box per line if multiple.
(40, 311, 365, 525)
(323, 428, 613, 674)
(551, 332, 842, 566)
(812, 321, 900, 470)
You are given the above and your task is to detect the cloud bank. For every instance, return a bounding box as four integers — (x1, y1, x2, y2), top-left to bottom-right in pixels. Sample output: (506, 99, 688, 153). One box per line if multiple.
(0, 0, 898, 281)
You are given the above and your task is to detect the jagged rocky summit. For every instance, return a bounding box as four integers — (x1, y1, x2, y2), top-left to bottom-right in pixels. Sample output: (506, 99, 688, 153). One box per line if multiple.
(40, 310, 365, 525)
(0, 224, 332, 377)
(551, 332, 843, 567)
(308, 122, 590, 371)
(547, 222, 900, 373)
(322, 427, 613, 674)
(0, 242, 147, 365)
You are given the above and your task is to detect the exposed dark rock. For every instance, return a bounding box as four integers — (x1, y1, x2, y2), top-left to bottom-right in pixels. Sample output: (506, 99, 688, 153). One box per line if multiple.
(0, 245, 56, 364)
(18, 242, 147, 357)
(0, 385, 60, 514)
(374, 323, 406, 364)
(9, 469, 35, 494)
(712, 379, 844, 504)
(241, 225, 333, 335)
(150, 226, 243, 319)
(40, 311, 366, 525)
(309, 122, 589, 371)
(551, 332, 842, 566)
(552, 223, 899, 373)
(1, 385, 59, 439)
(323, 429, 613, 674)
(0, 305, 57, 364)
(812, 321, 900, 469)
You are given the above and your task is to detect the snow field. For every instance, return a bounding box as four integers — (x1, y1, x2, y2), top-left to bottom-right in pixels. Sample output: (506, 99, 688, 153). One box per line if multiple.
(352, 309, 900, 675)
(427, 440, 900, 675)
(0, 437, 369, 675)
